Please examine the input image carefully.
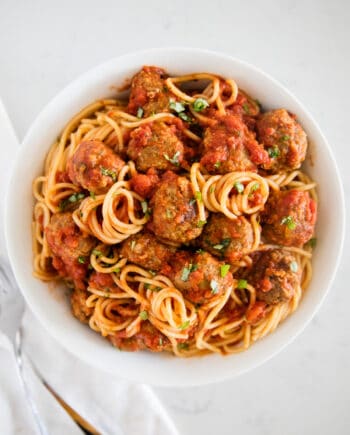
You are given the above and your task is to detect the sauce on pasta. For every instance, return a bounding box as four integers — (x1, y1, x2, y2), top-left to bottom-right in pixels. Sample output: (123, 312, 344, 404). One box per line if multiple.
(32, 66, 317, 356)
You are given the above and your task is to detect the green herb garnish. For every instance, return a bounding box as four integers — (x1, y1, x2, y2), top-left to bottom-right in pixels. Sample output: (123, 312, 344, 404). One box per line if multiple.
(307, 237, 317, 248)
(100, 166, 117, 181)
(136, 107, 144, 118)
(179, 320, 190, 330)
(214, 161, 221, 169)
(210, 279, 219, 294)
(59, 192, 85, 211)
(234, 181, 244, 194)
(92, 249, 103, 258)
(268, 147, 280, 158)
(164, 151, 181, 166)
(281, 215, 297, 230)
(197, 220, 207, 228)
(139, 310, 148, 320)
(220, 264, 230, 278)
(178, 112, 192, 123)
(290, 261, 298, 273)
(192, 98, 209, 112)
(141, 200, 148, 214)
(237, 279, 247, 289)
(169, 100, 186, 113)
(177, 342, 189, 351)
(78, 256, 85, 264)
(195, 191, 202, 202)
(242, 103, 250, 114)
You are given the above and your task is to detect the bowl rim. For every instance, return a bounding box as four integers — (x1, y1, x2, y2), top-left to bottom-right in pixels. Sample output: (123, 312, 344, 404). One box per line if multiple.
(5, 47, 346, 386)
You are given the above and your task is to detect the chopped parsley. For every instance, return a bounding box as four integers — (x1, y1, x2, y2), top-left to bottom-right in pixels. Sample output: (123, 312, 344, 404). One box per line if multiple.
(139, 310, 148, 320)
(166, 208, 173, 218)
(234, 181, 244, 194)
(214, 161, 221, 169)
(307, 237, 317, 248)
(100, 166, 117, 181)
(212, 238, 231, 251)
(136, 107, 144, 118)
(197, 220, 207, 228)
(196, 248, 204, 254)
(179, 320, 190, 330)
(250, 183, 260, 194)
(92, 249, 103, 258)
(281, 134, 290, 142)
(268, 147, 280, 158)
(237, 279, 247, 289)
(281, 215, 297, 230)
(189, 198, 196, 206)
(195, 191, 202, 202)
(290, 261, 298, 273)
(164, 150, 181, 166)
(177, 342, 189, 351)
(113, 267, 120, 274)
(181, 263, 198, 282)
(169, 99, 186, 113)
(141, 200, 148, 214)
(210, 279, 219, 294)
(192, 98, 209, 112)
(59, 192, 85, 211)
(179, 112, 192, 123)
(242, 103, 250, 114)
(220, 264, 230, 278)
(78, 256, 85, 264)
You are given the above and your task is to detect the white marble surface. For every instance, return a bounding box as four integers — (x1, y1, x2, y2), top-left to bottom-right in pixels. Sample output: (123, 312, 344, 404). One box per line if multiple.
(0, 0, 349, 434)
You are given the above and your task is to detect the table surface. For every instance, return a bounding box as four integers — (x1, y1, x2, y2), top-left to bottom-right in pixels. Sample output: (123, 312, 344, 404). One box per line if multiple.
(1, 1, 349, 434)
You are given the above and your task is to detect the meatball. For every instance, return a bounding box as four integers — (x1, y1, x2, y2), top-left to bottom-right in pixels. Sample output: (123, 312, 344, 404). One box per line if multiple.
(46, 212, 95, 289)
(256, 109, 307, 172)
(169, 251, 234, 304)
(120, 231, 176, 271)
(248, 249, 301, 305)
(71, 288, 93, 323)
(127, 122, 184, 172)
(88, 272, 120, 293)
(130, 168, 159, 199)
(67, 139, 124, 194)
(109, 321, 170, 352)
(262, 189, 317, 247)
(200, 113, 270, 173)
(148, 171, 204, 244)
(127, 66, 169, 117)
(200, 214, 254, 263)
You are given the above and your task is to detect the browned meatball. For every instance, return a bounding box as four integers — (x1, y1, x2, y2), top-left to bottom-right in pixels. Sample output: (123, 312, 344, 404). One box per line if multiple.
(127, 122, 184, 172)
(120, 231, 176, 271)
(130, 168, 159, 199)
(71, 288, 93, 323)
(67, 139, 124, 194)
(109, 321, 170, 352)
(200, 113, 270, 173)
(127, 66, 169, 117)
(200, 214, 254, 263)
(256, 109, 307, 172)
(46, 212, 95, 289)
(169, 251, 234, 304)
(262, 190, 317, 247)
(148, 171, 204, 244)
(248, 249, 301, 305)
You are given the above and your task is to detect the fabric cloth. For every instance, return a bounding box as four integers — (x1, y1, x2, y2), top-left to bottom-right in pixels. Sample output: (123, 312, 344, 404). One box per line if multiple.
(0, 98, 179, 435)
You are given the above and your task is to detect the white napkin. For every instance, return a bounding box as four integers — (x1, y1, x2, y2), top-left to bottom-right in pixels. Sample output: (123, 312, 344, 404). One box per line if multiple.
(0, 99, 179, 435)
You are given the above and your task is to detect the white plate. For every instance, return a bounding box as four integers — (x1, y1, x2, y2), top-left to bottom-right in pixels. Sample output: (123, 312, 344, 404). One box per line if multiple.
(5, 48, 345, 386)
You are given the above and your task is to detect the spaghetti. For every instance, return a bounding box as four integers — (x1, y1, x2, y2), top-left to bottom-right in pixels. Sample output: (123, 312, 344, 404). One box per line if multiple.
(32, 66, 317, 357)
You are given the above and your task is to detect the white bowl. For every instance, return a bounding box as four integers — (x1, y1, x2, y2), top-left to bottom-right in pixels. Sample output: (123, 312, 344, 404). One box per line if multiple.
(5, 48, 345, 387)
